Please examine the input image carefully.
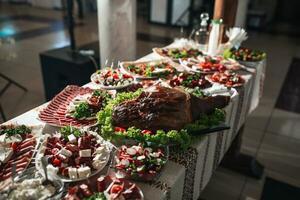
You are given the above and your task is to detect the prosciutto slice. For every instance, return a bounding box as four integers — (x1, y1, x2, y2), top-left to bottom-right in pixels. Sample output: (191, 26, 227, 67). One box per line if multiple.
(39, 85, 96, 127)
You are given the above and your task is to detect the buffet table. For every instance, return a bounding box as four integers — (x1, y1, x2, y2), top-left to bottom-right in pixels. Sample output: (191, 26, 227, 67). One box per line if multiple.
(3, 42, 266, 200)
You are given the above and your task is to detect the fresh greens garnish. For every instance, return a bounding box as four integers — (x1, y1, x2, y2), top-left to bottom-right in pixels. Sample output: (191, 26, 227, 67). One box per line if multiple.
(183, 86, 205, 98)
(73, 102, 93, 119)
(92, 90, 104, 97)
(84, 192, 106, 200)
(0, 125, 31, 136)
(114, 127, 191, 150)
(181, 73, 201, 88)
(223, 47, 266, 62)
(97, 89, 225, 149)
(60, 126, 82, 140)
(185, 109, 226, 134)
(167, 48, 201, 59)
(97, 89, 143, 139)
(144, 66, 153, 77)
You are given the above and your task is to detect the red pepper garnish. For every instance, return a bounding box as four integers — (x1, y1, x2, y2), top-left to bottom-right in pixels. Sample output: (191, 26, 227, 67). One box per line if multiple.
(52, 157, 61, 167)
(142, 130, 152, 135)
(123, 74, 132, 79)
(114, 127, 126, 133)
(10, 142, 18, 151)
(111, 184, 123, 194)
(112, 74, 119, 80)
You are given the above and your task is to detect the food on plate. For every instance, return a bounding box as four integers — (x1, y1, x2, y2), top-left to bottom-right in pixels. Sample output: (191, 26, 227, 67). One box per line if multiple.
(224, 47, 266, 62)
(0, 125, 37, 181)
(169, 72, 212, 90)
(65, 90, 111, 120)
(97, 86, 230, 148)
(6, 177, 56, 200)
(180, 55, 242, 73)
(38, 126, 110, 181)
(64, 175, 143, 200)
(39, 85, 111, 127)
(154, 47, 203, 60)
(111, 86, 229, 131)
(121, 60, 177, 79)
(206, 71, 245, 87)
(0, 167, 64, 200)
(184, 108, 226, 134)
(91, 68, 134, 88)
(114, 143, 167, 181)
(197, 56, 227, 72)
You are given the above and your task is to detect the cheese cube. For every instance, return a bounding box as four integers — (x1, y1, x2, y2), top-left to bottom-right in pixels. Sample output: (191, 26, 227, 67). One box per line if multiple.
(92, 160, 106, 170)
(0, 134, 6, 144)
(78, 166, 91, 178)
(67, 134, 77, 143)
(68, 167, 78, 179)
(79, 149, 91, 157)
(0, 149, 13, 163)
(94, 146, 105, 154)
(47, 165, 58, 175)
(93, 153, 106, 161)
(60, 148, 72, 157)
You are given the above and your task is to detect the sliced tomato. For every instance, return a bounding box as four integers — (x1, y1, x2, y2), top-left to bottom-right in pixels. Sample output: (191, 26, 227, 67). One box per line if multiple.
(112, 74, 119, 80)
(110, 184, 123, 194)
(52, 158, 61, 167)
(211, 75, 220, 82)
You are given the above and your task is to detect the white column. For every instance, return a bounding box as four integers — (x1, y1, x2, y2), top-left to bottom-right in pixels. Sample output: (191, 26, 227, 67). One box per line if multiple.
(235, 0, 249, 28)
(97, 0, 136, 67)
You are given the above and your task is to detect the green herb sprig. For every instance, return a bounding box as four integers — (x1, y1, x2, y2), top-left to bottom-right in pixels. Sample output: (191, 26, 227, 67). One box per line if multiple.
(83, 192, 106, 200)
(0, 125, 31, 136)
(60, 126, 82, 140)
(185, 108, 225, 134)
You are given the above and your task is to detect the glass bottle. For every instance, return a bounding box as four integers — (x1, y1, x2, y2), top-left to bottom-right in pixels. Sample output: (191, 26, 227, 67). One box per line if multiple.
(194, 13, 209, 45)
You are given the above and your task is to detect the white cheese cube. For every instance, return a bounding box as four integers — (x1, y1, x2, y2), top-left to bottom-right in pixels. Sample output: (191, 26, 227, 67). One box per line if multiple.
(78, 166, 91, 178)
(0, 134, 6, 144)
(67, 134, 77, 143)
(94, 146, 105, 154)
(79, 149, 91, 157)
(68, 167, 78, 179)
(92, 160, 106, 170)
(93, 153, 106, 161)
(47, 165, 58, 175)
(60, 148, 72, 157)
(0, 149, 13, 163)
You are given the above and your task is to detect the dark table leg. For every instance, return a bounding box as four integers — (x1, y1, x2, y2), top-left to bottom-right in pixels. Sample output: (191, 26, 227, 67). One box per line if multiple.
(0, 73, 27, 92)
(0, 104, 6, 122)
(220, 125, 264, 179)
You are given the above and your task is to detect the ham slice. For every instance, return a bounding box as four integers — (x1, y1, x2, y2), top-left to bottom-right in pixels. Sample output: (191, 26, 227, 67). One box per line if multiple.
(38, 85, 96, 127)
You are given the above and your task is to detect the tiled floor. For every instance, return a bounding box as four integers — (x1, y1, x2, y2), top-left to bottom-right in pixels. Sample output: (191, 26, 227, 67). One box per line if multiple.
(1, 3, 300, 200)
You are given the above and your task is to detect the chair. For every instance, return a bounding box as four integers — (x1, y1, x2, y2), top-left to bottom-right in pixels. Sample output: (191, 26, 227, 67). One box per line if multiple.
(0, 73, 27, 122)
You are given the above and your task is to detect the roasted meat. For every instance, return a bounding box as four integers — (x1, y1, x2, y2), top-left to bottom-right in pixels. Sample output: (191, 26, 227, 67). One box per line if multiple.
(190, 95, 230, 120)
(112, 86, 192, 131)
(112, 86, 230, 131)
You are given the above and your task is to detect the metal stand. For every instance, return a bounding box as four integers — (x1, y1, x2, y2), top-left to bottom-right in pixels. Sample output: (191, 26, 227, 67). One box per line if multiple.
(0, 73, 27, 121)
(221, 125, 264, 179)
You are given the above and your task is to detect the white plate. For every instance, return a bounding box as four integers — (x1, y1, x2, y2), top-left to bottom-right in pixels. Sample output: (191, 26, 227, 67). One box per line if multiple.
(35, 131, 112, 183)
(90, 72, 134, 90)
